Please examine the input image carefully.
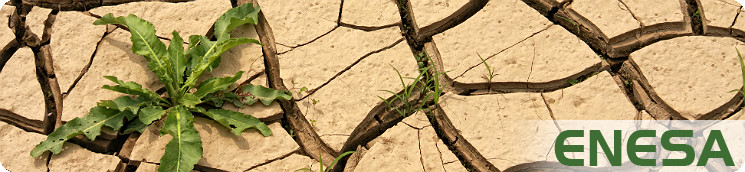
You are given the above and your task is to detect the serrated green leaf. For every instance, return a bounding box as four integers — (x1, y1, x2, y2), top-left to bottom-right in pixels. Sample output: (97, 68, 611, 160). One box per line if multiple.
(139, 106, 165, 125)
(183, 37, 259, 90)
(122, 119, 147, 134)
(169, 31, 187, 87)
(158, 106, 202, 172)
(201, 109, 271, 136)
(239, 84, 292, 106)
(94, 14, 178, 101)
(31, 106, 124, 157)
(194, 71, 243, 98)
(213, 3, 260, 41)
(102, 76, 165, 102)
(737, 48, 745, 97)
(178, 93, 201, 108)
(97, 96, 148, 114)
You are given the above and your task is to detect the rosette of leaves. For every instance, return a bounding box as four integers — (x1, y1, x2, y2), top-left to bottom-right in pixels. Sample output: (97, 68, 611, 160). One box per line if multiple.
(29, 3, 290, 172)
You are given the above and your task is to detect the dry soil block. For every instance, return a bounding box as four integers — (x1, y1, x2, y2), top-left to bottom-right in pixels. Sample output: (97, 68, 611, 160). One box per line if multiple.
(61, 30, 161, 121)
(0, 48, 45, 120)
(246, 154, 320, 172)
(0, 6, 47, 120)
(354, 113, 466, 172)
(542, 72, 639, 120)
(433, 0, 557, 82)
(341, 0, 399, 27)
(51, 12, 106, 93)
(257, 0, 339, 46)
(130, 119, 298, 171)
(411, 0, 469, 27)
(0, 122, 48, 172)
(439, 93, 559, 170)
(48, 143, 121, 172)
(700, 0, 742, 29)
(620, 0, 684, 26)
(278, 27, 417, 150)
(0, 6, 13, 44)
(571, 0, 639, 38)
(89, 0, 232, 39)
(447, 25, 599, 83)
(632, 36, 744, 118)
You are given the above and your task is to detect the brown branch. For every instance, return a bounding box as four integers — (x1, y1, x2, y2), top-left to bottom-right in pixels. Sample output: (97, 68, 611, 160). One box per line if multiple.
(451, 62, 608, 95)
(0, 39, 22, 73)
(428, 106, 499, 172)
(40, 9, 58, 44)
(607, 22, 691, 58)
(331, 82, 430, 172)
(0, 108, 45, 133)
(416, 0, 488, 43)
(339, 22, 400, 32)
(520, 0, 611, 57)
(33, 44, 63, 134)
(614, 59, 687, 120)
(395, 0, 423, 49)
(10, 0, 193, 11)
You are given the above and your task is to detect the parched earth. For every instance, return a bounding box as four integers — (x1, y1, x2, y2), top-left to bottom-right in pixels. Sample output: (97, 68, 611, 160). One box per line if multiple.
(0, 0, 744, 171)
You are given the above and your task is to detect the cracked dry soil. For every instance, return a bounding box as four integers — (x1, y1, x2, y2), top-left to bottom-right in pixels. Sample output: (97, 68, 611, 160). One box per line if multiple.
(1, 0, 745, 171)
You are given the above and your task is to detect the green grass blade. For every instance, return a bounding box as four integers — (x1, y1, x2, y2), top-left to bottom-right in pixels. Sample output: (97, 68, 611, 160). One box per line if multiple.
(325, 151, 356, 172)
(737, 48, 745, 95)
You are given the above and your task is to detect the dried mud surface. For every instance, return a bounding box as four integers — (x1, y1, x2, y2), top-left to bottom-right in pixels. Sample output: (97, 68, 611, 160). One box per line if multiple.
(1, 0, 745, 171)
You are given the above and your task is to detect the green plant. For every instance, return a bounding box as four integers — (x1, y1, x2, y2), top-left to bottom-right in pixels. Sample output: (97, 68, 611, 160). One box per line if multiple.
(312, 98, 320, 105)
(568, 79, 579, 85)
(378, 51, 443, 116)
(297, 151, 356, 172)
(556, 15, 580, 33)
(378, 64, 428, 116)
(477, 53, 497, 84)
(30, 4, 291, 172)
(300, 86, 309, 94)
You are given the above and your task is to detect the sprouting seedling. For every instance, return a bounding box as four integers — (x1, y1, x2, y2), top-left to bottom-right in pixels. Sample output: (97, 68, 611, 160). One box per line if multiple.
(30, 4, 292, 172)
(568, 79, 579, 85)
(297, 151, 356, 172)
(378, 51, 444, 117)
(312, 98, 320, 105)
(556, 15, 580, 33)
(378, 64, 429, 117)
(623, 80, 633, 86)
(477, 53, 497, 84)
